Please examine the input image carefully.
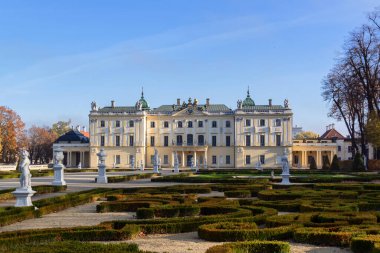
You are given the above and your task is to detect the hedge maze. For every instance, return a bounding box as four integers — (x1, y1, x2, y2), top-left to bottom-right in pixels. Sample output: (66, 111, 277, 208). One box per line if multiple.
(1, 172, 380, 252)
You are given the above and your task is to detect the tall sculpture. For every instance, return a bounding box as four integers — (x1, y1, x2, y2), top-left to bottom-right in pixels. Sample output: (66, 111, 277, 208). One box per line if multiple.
(96, 148, 108, 184)
(140, 159, 144, 171)
(131, 156, 135, 170)
(173, 151, 179, 173)
(12, 150, 36, 207)
(280, 148, 291, 185)
(153, 149, 159, 173)
(52, 147, 66, 186)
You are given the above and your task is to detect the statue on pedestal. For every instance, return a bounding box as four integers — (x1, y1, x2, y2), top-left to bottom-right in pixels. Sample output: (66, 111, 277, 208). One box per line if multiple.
(280, 148, 291, 185)
(52, 147, 66, 186)
(153, 149, 159, 173)
(131, 157, 135, 170)
(12, 150, 36, 207)
(96, 149, 108, 184)
(140, 160, 144, 171)
(173, 152, 179, 173)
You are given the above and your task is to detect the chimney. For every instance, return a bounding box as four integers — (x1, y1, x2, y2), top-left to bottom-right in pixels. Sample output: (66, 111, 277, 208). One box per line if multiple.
(76, 125, 80, 131)
(177, 98, 181, 106)
(268, 99, 272, 107)
(111, 100, 115, 108)
(206, 98, 210, 106)
(82, 126, 86, 132)
(332, 123, 335, 129)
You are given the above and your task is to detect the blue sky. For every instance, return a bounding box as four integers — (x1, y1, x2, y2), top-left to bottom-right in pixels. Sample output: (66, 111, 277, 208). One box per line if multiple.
(0, 0, 379, 135)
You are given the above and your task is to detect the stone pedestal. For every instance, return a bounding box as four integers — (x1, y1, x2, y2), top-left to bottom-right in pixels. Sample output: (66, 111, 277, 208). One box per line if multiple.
(97, 164, 108, 184)
(12, 188, 36, 207)
(280, 173, 290, 185)
(52, 163, 66, 186)
(153, 165, 159, 173)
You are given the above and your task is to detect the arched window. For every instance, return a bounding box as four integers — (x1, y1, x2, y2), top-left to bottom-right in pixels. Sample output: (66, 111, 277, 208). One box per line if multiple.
(178, 121, 183, 128)
(188, 121, 193, 128)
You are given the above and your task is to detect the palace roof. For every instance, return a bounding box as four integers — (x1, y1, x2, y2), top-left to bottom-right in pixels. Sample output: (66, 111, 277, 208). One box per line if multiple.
(152, 104, 232, 114)
(97, 106, 139, 113)
(320, 128, 345, 140)
(55, 130, 89, 143)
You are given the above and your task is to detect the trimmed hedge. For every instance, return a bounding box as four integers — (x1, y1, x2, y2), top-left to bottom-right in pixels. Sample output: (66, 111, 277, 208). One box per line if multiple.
(198, 222, 294, 242)
(351, 235, 380, 253)
(106, 173, 157, 183)
(205, 241, 290, 253)
(224, 190, 251, 198)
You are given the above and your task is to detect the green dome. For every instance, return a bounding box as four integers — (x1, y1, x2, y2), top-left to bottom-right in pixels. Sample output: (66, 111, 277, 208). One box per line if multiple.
(137, 88, 150, 110)
(242, 88, 255, 107)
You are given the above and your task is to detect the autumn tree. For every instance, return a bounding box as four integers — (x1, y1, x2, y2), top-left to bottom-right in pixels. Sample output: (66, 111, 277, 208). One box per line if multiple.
(26, 126, 57, 164)
(294, 131, 319, 139)
(0, 106, 25, 163)
(51, 120, 71, 137)
(322, 9, 380, 168)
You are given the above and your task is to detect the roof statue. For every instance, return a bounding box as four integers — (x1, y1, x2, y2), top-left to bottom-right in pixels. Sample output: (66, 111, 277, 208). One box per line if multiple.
(284, 99, 289, 108)
(237, 99, 242, 109)
(91, 101, 97, 111)
(242, 86, 255, 107)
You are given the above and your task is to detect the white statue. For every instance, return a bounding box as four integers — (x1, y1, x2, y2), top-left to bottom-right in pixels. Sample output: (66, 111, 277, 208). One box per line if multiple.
(77, 162, 82, 169)
(280, 148, 291, 185)
(153, 149, 159, 173)
(255, 160, 263, 171)
(19, 150, 32, 190)
(140, 159, 144, 171)
(96, 148, 108, 184)
(204, 158, 207, 169)
(173, 151, 179, 173)
(131, 157, 135, 169)
(52, 147, 66, 186)
(12, 150, 36, 207)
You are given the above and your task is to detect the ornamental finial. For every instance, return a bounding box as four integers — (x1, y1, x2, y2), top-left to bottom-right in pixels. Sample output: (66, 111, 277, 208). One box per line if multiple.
(141, 86, 144, 98)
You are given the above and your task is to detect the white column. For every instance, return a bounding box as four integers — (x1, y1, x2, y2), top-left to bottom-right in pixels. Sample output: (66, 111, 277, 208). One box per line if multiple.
(182, 152, 185, 167)
(194, 152, 197, 166)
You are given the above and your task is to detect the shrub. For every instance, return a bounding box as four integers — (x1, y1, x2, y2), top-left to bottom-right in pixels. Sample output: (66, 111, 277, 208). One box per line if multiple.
(136, 208, 155, 219)
(293, 227, 358, 247)
(322, 156, 331, 170)
(351, 235, 380, 253)
(224, 190, 251, 198)
(353, 153, 366, 172)
(198, 222, 294, 242)
(309, 157, 317, 170)
(205, 241, 290, 253)
(330, 155, 340, 171)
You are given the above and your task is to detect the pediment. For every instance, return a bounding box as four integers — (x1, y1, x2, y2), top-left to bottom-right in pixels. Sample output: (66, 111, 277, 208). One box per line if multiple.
(172, 107, 209, 117)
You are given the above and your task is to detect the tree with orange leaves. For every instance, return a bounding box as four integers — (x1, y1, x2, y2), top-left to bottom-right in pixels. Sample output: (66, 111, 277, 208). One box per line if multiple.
(0, 106, 25, 163)
(26, 126, 57, 164)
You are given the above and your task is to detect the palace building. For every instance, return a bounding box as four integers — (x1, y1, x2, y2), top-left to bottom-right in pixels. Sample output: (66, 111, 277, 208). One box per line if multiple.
(71, 89, 293, 169)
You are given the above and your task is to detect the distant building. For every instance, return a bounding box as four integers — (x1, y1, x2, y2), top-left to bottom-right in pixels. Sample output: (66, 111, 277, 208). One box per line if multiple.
(292, 125, 303, 138)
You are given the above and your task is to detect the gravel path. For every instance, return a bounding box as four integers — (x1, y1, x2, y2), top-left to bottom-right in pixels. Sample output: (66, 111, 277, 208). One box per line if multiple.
(131, 232, 353, 253)
(0, 201, 134, 232)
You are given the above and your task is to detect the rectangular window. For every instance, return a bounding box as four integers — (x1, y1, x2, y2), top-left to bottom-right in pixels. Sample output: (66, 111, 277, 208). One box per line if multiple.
(178, 121, 183, 128)
(294, 155, 299, 165)
(260, 119, 265, 127)
(275, 119, 281, 127)
(100, 120, 105, 127)
(246, 155, 251, 165)
(260, 135, 265, 146)
(176, 135, 183, 146)
(226, 155, 231, 164)
(260, 155, 265, 164)
(115, 155, 121, 165)
(198, 135, 205, 146)
(226, 121, 231, 128)
(212, 121, 217, 128)
(246, 135, 251, 147)
(212, 156, 217, 164)
(338, 146, 341, 152)
(188, 121, 193, 128)
(348, 146, 352, 153)
(212, 136, 217, 147)
(115, 135, 120, 146)
(198, 121, 203, 128)
(150, 121, 155, 128)
(150, 136, 155, 146)
(246, 119, 251, 127)
(129, 120, 134, 127)
(164, 121, 169, 128)
(164, 136, 169, 147)
(276, 134, 281, 146)
(115, 121, 120, 128)
(164, 155, 169, 164)
(129, 136, 134, 146)
(226, 136, 231, 147)
(100, 136, 105, 146)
